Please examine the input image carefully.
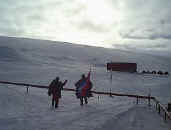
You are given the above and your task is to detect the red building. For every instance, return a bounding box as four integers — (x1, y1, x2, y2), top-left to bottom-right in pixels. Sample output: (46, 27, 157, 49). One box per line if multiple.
(107, 62, 137, 72)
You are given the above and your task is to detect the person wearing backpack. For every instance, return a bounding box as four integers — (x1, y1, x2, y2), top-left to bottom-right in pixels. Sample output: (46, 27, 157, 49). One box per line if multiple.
(48, 77, 67, 108)
(75, 73, 93, 106)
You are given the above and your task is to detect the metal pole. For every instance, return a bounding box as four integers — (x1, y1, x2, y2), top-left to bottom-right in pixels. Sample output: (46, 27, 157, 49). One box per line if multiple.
(109, 88, 113, 97)
(98, 95, 100, 102)
(137, 97, 138, 104)
(148, 95, 151, 107)
(110, 70, 112, 84)
(148, 89, 151, 107)
(110, 70, 113, 98)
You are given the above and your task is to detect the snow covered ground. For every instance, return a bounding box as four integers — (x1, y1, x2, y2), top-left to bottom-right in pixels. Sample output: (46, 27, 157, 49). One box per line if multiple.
(0, 36, 171, 130)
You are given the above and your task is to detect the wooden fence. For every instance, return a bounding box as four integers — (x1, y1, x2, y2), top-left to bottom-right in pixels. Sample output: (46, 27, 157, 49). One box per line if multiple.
(153, 98, 171, 122)
(0, 80, 171, 123)
(0, 80, 154, 100)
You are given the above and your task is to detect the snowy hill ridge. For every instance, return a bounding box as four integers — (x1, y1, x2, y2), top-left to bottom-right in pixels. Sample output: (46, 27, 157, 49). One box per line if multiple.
(0, 36, 171, 71)
(0, 36, 171, 130)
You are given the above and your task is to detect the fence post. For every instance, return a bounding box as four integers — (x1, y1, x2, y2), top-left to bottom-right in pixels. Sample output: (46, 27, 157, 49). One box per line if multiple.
(158, 105, 161, 114)
(165, 112, 167, 121)
(109, 89, 113, 98)
(148, 96, 151, 107)
(26, 86, 29, 93)
(136, 97, 138, 104)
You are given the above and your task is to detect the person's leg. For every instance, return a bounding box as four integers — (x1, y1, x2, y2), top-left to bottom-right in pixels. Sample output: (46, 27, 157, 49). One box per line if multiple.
(55, 98, 59, 108)
(84, 97, 88, 104)
(80, 97, 83, 106)
(52, 98, 55, 107)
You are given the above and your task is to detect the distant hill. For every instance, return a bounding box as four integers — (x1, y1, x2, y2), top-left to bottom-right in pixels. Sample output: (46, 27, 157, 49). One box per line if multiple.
(0, 36, 171, 72)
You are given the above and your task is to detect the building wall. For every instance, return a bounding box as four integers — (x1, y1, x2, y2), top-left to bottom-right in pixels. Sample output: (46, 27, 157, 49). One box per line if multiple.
(107, 62, 137, 72)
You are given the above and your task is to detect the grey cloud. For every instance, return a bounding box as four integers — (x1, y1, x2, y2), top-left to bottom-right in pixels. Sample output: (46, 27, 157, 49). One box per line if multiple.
(120, 29, 171, 40)
(0, 0, 49, 36)
(112, 42, 171, 57)
(0, 0, 171, 56)
(120, 33, 171, 40)
(112, 39, 171, 53)
(117, 0, 171, 41)
(150, 34, 171, 40)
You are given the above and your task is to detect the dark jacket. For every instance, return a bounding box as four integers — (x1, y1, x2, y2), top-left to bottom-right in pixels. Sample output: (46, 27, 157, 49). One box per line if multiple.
(48, 79, 67, 99)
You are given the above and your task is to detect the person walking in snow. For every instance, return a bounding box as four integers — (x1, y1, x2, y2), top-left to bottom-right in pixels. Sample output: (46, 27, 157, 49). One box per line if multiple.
(48, 77, 67, 108)
(75, 73, 93, 106)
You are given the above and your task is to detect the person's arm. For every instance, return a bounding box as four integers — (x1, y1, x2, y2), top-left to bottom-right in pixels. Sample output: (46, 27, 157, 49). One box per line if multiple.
(62, 80, 67, 86)
(61, 80, 68, 89)
(48, 80, 54, 96)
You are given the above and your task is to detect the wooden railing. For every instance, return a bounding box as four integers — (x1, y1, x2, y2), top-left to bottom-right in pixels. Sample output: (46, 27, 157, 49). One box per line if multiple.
(0, 80, 171, 123)
(153, 98, 171, 122)
(0, 80, 154, 99)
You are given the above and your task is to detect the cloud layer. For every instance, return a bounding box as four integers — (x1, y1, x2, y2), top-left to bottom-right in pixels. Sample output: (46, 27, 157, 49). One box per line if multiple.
(0, 0, 171, 55)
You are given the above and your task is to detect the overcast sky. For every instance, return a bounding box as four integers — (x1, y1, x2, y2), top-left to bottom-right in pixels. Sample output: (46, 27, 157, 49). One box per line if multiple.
(0, 0, 171, 55)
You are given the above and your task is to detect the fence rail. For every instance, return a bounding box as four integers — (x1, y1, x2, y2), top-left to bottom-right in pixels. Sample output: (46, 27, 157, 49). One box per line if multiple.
(0, 80, 170, 123)
(0, 81, 154, 99)
(153, 98, 171, 122)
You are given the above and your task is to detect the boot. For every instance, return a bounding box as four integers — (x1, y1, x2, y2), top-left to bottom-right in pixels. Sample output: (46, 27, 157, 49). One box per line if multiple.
(85, 97, 88, 104)
(80, 97, 83, 106)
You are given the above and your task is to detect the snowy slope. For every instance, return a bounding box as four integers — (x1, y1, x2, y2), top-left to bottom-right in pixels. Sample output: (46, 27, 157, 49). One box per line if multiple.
(1, 85, 170, 130)
(0, 36, 171, 130)
(99, 105, 170, 130)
